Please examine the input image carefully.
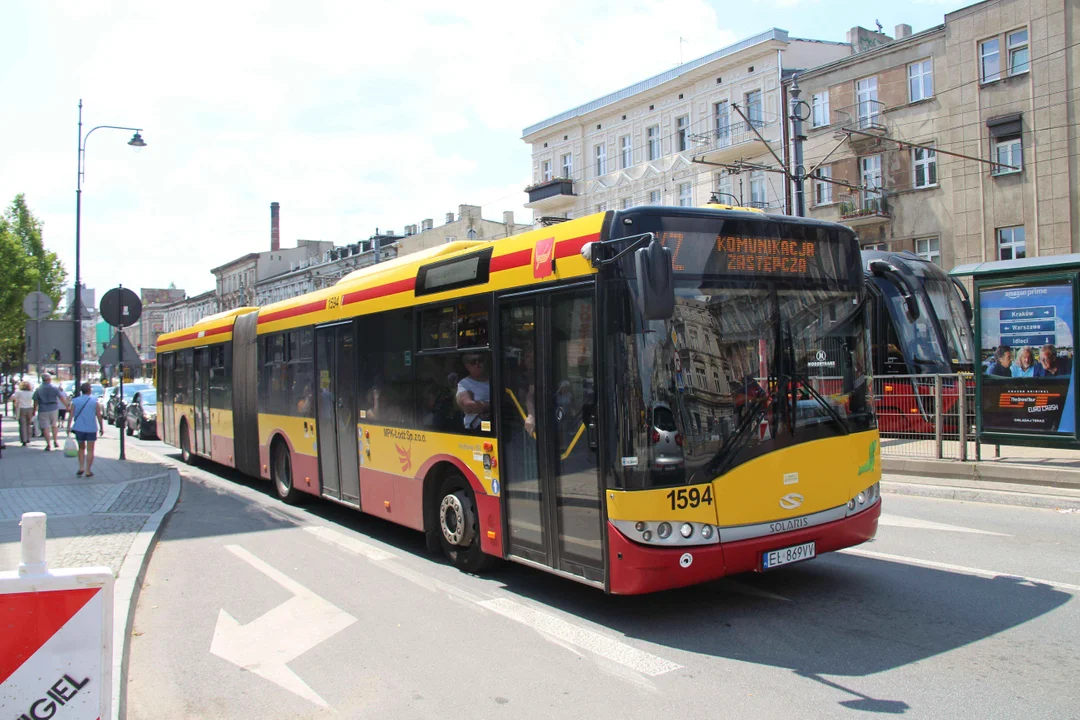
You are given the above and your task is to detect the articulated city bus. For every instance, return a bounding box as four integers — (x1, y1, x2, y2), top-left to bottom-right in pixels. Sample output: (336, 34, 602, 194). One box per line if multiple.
(155, 205, 881, 594)
(863, 250, 975, 435)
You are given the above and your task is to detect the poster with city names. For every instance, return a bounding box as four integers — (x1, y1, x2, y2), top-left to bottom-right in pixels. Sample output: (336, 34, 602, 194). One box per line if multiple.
(979, 281, 1075, 435)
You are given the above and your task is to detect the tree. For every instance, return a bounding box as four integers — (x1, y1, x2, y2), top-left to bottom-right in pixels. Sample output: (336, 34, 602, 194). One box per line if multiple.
(0, 194, 67, 371)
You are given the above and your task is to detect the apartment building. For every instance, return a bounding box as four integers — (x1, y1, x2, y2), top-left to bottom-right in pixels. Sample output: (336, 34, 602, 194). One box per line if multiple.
(398, 205, 529, 256)
(162, 290, 219, 333)
(792, 0, 1079, 268)
(521, 29, 849, 219)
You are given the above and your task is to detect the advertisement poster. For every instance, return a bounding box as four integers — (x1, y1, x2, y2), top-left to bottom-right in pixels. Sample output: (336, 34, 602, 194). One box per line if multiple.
(979, 281, 1075, 435)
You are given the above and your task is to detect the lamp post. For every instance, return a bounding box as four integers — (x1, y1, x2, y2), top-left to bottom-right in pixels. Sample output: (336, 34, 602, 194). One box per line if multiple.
(74, 99, 146, 383)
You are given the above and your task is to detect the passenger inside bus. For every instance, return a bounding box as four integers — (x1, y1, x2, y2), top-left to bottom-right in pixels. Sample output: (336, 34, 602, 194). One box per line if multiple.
(456, 353, 491, 429)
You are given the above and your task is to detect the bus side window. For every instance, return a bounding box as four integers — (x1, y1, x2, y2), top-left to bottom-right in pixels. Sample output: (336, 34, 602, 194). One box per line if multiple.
(358, 310, 415, 426)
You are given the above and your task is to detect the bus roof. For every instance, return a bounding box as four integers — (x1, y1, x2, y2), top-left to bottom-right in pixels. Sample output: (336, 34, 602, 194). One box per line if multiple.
(156, 305, 257, 352)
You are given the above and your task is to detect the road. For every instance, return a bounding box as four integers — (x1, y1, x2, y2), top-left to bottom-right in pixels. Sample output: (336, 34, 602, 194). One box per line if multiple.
(123, 433, 1080, 719)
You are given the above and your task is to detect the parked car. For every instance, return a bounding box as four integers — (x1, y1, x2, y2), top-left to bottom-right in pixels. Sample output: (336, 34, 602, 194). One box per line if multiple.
(125, 389, 158, 439)
(106, 383, 151, 426)
(649, 403, 685, 480)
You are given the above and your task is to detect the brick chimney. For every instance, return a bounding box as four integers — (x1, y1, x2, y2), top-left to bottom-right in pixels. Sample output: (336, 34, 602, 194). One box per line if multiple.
(270, 202, 280, 252)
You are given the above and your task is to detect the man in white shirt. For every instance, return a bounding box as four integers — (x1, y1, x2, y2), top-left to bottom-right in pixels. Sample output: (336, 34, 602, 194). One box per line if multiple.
(456, 354, 490, 430)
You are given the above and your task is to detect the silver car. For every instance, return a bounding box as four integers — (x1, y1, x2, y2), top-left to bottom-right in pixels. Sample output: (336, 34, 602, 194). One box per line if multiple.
(649, 403, 685, 477)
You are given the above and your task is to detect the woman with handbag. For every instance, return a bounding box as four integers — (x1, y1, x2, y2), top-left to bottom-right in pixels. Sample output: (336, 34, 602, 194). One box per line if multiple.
(67, 382, 105, 477)
(13, 381, 35, 446)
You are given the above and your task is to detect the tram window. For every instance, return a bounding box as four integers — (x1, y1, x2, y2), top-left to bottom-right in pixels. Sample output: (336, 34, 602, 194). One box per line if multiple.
(359, 310, 415, 426)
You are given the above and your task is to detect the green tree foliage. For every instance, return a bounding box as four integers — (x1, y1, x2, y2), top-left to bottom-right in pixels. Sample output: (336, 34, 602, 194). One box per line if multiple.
(0, 194, 67, 370)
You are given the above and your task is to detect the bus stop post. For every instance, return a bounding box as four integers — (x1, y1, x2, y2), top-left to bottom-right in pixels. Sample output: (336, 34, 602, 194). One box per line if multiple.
(957, 375, 968, 462)
(934, 375, 943, 459)
(118, 284, 125, 461)
(19, 511, 48, 576)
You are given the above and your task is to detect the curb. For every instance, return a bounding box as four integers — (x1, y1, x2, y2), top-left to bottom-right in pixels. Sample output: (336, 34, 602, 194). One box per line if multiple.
(882, 456, 1080, 489)
(882, 479, 1080, 510)
(111, 467, 182, 720)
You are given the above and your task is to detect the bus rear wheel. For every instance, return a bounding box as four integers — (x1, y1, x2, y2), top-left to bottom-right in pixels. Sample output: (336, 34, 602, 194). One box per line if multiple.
(437, 474, 496, 573)
(179, 421, 196, 465)
(272, 441, 302, 505)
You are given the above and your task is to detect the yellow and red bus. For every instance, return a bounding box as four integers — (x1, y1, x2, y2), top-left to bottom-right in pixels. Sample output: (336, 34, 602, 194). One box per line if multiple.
(155, 204, 881, 594)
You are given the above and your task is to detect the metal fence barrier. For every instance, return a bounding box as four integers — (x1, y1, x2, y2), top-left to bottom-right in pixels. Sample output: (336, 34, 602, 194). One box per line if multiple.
(873, 374, 978, 461)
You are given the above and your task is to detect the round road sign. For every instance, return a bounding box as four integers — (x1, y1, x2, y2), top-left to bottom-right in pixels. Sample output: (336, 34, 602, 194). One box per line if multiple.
(100, 287, 142, 328)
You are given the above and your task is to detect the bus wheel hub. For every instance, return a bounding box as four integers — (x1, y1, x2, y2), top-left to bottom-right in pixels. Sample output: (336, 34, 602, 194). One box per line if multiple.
(440, 492, 475, 547)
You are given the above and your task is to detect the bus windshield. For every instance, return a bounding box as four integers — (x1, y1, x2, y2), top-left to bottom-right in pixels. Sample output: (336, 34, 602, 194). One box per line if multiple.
(606, 212, 874, 489)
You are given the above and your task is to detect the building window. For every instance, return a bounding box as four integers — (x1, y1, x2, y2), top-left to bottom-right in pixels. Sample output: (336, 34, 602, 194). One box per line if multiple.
(678, 182, 692, 207)
(915, 238, 940, 264)
(814, 166, 833, 205)
(908, 59, 933, 102)
(595, 143, 607, 176)
(860, 155, 883, 207)
(749, 171, 766, 207)
(993, 135, 1022, 175)
(913, 145, 938, 188)
(811, 92, 830, 128)
(561, 153, 573, 178)
(621, 198, 631, 209)
(997, 226, 1026, 260)
(744, 90, 763, 129)
(541, 160, 552, 182)
(676, 115, 689, 152)
(856, 76, 879, 128)
(980, 38, 1001, 83)
(863, 242, 887, 251)
(714, 101, 730, 145)
(620, 135, 632, 168)
(647, 126, 660, 160)
(649, 189, 661, 204)
(1008, 29, 1029, 75)
(596, 202, 607, 213)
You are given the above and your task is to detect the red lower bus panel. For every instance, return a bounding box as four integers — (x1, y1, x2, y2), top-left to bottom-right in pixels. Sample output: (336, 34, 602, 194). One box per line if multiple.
(607, 502, 881, 595)
(475, 493, 503, 558)
(211, 434, 234, 469)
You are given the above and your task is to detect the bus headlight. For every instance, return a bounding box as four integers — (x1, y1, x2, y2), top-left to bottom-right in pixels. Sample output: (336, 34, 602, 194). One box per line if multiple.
(613, 520, 720, 546)
(846, 483, 881, 516)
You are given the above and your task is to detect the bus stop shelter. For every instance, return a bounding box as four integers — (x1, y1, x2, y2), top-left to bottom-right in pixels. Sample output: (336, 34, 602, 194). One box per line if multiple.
(952, 254, 1080, 450)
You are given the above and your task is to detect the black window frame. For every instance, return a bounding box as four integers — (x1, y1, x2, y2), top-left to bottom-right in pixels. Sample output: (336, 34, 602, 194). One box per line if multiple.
(414, 248, 494, 297)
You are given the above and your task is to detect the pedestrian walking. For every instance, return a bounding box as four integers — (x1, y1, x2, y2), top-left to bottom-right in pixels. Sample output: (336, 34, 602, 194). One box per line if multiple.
(13, 381, 35, 446)
(32, 373, 64, 451)
(67, 382, 104, 477)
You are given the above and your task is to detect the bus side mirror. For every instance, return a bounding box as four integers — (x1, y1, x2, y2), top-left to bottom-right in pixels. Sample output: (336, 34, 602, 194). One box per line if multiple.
(634, 240, 675, 320)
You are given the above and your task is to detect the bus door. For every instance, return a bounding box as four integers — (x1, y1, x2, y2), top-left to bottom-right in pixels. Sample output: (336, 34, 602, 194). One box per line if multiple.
(497, 286, 604, 585)
(160, 353, 174, 445)
(315, 322, 360, 505)
(193, 347, 211, 455)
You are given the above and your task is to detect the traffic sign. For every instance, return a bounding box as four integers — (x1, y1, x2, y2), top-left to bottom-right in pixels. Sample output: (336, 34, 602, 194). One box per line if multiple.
(22, 292, 53, 321)
(99, 287, 141, 328)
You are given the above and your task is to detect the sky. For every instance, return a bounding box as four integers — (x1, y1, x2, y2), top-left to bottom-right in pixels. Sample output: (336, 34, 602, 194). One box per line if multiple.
(0, 0, 972, 300)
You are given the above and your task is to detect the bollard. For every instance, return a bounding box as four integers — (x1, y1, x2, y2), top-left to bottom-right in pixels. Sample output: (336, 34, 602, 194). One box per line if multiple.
(1, 512, 114, 719)
(957, 375, 968, 462)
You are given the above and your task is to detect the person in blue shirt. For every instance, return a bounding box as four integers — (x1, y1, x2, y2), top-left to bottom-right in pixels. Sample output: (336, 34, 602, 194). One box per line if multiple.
(1033, 344, 1071, 377)
(66, 382, 105, 476)
(987, 346, 1013, 378)
(32, 373, 66, 450)
(1011, 347, 1036, 377)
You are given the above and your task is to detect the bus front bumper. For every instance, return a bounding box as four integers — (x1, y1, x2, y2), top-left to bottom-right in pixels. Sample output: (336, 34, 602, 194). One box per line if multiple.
(607, 500, 881, 595)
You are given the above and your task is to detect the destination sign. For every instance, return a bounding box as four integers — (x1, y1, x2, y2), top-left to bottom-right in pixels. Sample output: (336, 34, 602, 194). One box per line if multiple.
(714, 235, 818, 275)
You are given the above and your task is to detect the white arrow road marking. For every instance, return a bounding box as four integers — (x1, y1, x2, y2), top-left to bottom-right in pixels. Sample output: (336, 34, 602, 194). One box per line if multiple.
(211, 545, 358, 707)
(477, 598, 682, 676)
(878, 513, 1010, 536)
(839, 548, 1080, 593)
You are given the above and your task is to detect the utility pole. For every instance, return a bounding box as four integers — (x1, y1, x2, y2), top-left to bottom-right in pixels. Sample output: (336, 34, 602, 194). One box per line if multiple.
(789, 74, 808, 217)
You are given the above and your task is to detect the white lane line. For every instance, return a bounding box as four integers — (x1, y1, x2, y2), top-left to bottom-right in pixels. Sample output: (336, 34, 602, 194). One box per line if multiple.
(477, 598, 682, 677)
(304, 525, 396, 561)
(878, 514, 1010, 536)
(839, 547, 1080, 593)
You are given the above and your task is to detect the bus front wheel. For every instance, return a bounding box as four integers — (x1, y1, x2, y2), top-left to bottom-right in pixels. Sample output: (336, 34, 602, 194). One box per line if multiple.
(437, 474, 496, 574)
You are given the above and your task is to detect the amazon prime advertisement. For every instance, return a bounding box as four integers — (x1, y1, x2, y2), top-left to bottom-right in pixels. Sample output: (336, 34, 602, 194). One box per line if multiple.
(979, 280, 1075, 435)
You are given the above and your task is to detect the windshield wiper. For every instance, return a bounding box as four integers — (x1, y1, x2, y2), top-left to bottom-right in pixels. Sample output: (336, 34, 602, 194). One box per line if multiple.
(705, 380, 779, 479)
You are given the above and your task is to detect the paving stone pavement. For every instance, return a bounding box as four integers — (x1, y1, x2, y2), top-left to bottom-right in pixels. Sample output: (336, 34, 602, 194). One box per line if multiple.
(0, 420, 173, 575)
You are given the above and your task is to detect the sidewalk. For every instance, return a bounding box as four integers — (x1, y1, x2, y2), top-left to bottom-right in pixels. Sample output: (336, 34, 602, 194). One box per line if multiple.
(0, 416, 180, 720)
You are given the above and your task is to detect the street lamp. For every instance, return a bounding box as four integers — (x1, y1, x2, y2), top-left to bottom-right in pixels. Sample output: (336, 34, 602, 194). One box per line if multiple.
(74, 99, 146, 383)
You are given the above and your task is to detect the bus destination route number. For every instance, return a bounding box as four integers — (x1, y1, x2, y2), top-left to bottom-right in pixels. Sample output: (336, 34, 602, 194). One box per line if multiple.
(666, 486, 713, 510)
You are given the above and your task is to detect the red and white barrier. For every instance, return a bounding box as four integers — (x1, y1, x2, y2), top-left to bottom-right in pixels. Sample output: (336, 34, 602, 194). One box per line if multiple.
(1, 512, 113, 720)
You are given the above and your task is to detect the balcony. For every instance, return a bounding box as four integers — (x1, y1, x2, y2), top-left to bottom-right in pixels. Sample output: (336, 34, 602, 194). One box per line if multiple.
(525, 177, 576, 213)
(689, 116, 777, 164)
(838, 193, 891, 227)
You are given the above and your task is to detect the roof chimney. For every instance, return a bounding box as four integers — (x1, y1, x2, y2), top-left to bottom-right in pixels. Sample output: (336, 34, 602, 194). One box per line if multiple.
(895, 24, 912, 39)
(270, 202, 280, 252)
(421, 218, 433, 231)
(503, 211, 515, 228)
(446, 212, 455, 224)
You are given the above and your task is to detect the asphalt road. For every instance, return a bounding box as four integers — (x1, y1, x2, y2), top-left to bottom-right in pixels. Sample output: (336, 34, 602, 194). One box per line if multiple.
(124, 434, 1080, 719)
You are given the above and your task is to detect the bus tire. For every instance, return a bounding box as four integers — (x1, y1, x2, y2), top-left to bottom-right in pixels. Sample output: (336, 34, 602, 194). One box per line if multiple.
(271, 440, 302, 505)
(179, 420, 197, 465)
(436, 473, 496, 574)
